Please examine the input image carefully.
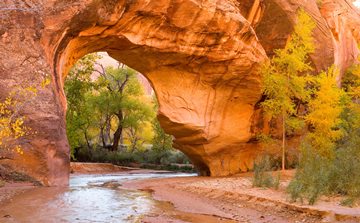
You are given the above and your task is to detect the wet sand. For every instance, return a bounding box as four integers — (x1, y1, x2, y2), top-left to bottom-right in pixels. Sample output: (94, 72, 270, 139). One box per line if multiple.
(124, 171, 360, 223)
(0, 182, 37, 206)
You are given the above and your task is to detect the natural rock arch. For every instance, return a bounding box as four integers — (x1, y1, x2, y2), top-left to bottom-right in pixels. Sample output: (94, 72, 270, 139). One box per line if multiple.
(0, 0, 359, 185)
(51, 0, 268, 179)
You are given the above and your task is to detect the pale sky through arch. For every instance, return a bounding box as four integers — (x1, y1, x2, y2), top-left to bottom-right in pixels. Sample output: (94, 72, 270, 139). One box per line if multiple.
(354, 0, 360, 7)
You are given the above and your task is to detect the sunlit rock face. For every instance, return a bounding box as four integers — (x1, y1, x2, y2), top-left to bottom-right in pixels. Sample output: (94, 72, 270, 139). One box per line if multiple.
(0, 0, 359, 185)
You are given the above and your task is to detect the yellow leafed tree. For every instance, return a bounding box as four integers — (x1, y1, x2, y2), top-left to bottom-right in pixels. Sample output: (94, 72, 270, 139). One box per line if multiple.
(0, 87, 37, 159)
(305, 66, 345, 158)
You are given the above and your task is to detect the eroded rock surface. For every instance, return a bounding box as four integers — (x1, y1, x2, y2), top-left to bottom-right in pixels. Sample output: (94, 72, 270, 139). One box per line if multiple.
(0, 0, 359, 185)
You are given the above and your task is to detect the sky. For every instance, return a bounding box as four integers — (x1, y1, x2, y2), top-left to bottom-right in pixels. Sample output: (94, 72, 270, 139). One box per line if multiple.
(354, 0, 360, 7)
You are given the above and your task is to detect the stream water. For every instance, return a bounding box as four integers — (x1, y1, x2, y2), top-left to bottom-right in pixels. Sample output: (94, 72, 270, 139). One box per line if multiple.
(0, 172, 197, 223)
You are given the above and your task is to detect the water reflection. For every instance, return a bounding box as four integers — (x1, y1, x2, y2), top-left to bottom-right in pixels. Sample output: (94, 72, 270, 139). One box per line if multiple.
(0, 172, 194, 223)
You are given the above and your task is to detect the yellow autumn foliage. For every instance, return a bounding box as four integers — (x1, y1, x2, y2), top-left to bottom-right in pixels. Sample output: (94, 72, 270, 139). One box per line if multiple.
(305, 66, 345, 158)
(0, 88, 36, 156)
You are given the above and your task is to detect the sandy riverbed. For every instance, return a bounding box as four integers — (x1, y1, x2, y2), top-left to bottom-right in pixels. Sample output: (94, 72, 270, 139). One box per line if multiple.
(124, 171, 360, 223)
(2, 163, 360, 223)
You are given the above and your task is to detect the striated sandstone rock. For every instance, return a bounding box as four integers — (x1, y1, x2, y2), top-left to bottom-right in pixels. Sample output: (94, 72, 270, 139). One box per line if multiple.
(319, 0, 360, 76)
(0, 0, 359, 185)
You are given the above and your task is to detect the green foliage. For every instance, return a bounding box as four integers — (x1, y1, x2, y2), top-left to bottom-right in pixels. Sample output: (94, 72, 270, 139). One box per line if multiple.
(288, 131, 360, 206)
(65, 53, 190, 169)
(65, 54, 99, 157)
(252, 155, 280, 189)
(95, 66, 145, 127)
(74, 146, 192, 170)
(151, 98, 174, 153)
(331, 141, 360, 205)
(330, 92, 360, 206)
(342, 47, 360, 101)
(151, 118, 173, 152)
(287, 144, 332, 205)
(65, 54, 155, 156)
(94, 65, 155, 150)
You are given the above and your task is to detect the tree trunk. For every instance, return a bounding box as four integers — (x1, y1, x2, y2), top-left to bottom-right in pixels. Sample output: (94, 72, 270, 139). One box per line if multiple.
(112, 112, 123, 151)
(105, 115, 112, 144)
(100, 126, 106, 148)
(282, 112, 286, 171)
(84, 130, 92, 150)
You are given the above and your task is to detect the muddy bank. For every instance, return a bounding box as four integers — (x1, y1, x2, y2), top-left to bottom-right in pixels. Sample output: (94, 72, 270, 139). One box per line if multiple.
(0, 164, 40, 206)
(0, 182, 37, 207)
(70, 162, 138, 174)
(70, 162, 178, 175)
(124, 171, 360, 223)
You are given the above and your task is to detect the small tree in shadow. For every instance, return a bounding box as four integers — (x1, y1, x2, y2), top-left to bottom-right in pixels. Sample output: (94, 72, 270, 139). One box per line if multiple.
(253, 155, 280, 190)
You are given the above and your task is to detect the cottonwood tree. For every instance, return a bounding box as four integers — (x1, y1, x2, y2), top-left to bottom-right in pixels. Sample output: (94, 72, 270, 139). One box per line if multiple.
(125, 120, 154, 152)
(287, 65, 359, 205)
(65, 54, 99, 156)
(94, 65, 155, 151)
(261, 10, 315, 170)
(66, 53, 156, 155)
(305, 66, 345, 158)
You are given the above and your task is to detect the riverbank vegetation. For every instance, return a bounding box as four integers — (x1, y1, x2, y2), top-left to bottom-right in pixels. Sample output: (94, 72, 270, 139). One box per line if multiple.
(258, 9, 360, 206)
(64, 54, 193, 172)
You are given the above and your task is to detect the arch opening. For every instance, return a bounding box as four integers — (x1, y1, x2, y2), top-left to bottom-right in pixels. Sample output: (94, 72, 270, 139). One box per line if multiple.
(64, 51, 200, 174)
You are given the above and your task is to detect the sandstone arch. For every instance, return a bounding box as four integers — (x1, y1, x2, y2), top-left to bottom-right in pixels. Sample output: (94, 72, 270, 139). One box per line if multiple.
(0, 0, 359, 186)
(50, 0, 268, 179)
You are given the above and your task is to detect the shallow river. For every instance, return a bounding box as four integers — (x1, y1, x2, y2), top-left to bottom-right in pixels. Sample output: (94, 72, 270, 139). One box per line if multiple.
(0, 172, 196, 223)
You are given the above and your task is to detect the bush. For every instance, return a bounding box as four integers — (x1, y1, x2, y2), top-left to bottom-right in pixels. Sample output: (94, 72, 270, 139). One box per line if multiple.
(253, 155, 280, 189)
(328, 133, 360, 205)
(164, 164, 195, 172)
(287, 145, 332, 204)
(288, 134, 360, 205)
(140, 163, 195, 172)
(288, 100, 360, 205)
(71, 145, 193, 171)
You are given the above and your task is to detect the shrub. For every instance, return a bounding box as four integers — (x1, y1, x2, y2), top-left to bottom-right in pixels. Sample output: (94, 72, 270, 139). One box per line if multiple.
(288, 133, 360, 205)
(328, 132, 360, 205)
(287, 144, 332, 204)
(253, 155, 279, 189)
(71, 145, 192, 171)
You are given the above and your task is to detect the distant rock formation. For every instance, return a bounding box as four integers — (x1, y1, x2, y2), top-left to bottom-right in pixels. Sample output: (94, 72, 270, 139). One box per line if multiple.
(0, 0, 359, 185)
